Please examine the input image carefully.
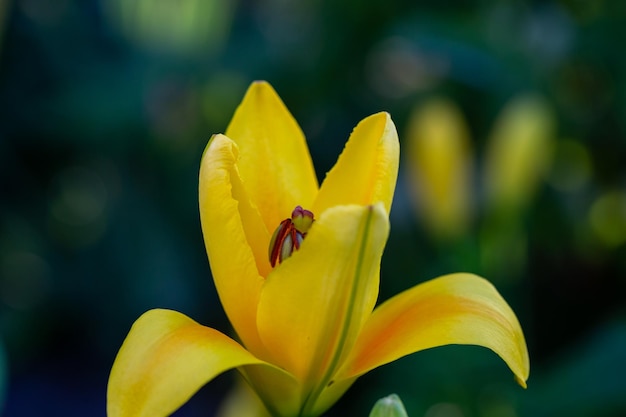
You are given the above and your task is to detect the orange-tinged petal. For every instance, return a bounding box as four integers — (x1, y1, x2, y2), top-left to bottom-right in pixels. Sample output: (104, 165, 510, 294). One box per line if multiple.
(256, 204, 389, 396)
(225, 81, 318, 232)
(199, 134, 269, 354)
(340, 273, 530, 387)
(107, 309, 267, 417)
(313, 112, 399, 215)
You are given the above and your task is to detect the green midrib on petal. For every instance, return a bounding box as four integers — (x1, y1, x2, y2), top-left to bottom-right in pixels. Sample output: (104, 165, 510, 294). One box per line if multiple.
(299, 206, 374, 417)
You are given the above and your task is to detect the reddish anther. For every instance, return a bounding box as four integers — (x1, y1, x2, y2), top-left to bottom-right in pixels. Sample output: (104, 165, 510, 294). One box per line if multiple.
(268, 206, 315, 267)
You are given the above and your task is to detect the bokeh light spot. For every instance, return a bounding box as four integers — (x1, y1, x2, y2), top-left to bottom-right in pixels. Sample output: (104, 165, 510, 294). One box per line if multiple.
(0, 251, 51, 310)
(589, 190, 626, 248)
(424, 402, 464, 417)
(548, 139, 592, 192)
(366, 37, 448, 99)
(48, 165, 109, 247)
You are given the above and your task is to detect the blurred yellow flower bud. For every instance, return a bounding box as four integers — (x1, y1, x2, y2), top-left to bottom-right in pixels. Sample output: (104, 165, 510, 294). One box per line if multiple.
(405, 97, 473, 241)
(483, 95, 555, 214)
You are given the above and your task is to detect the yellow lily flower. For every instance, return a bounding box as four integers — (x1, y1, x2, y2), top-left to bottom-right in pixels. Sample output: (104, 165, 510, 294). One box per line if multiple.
(107, 81, 529, 417)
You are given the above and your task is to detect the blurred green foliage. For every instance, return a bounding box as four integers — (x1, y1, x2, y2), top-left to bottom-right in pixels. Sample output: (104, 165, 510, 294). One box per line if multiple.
(369, 394, 409, 417)
(0, 0, 625, 416)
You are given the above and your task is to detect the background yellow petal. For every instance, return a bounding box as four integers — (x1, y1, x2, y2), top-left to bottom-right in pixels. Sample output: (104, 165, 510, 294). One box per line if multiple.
(256, 204, 389, 400)
(339, 273, 530, 387)
(313, 112, 399, 215)
(483, 94, 555, 213)
(107, 309, 267, 417)
(405, 97, 473, 241)
(214, 376, 271, 417)
(199, 134, 269, 355)
(225, 81, 318, 232)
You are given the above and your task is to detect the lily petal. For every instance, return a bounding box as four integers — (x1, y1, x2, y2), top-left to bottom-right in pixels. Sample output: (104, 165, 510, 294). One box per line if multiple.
(313, 112, 399, 215)
(256, 204, 389, 394)
(309, 376, 357, 417)
(199, 134, 270, 355)
(339, 273, 530, 387)
(107, 309, 267, 417)
(225, 81, 319, 231)
(242, 363, 303, 417)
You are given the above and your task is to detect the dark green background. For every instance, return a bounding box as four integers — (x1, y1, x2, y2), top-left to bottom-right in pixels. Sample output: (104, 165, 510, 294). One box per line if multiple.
(1, 1, 625, 416)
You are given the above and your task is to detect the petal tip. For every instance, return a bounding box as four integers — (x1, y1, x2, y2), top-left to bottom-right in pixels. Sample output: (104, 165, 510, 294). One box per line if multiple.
(363, 111, 393, 127)
(378, 111, 392, 121)
(247, 80, 275, 96)
(363, 112, 398, 146)
(515, 374, 528, 389)
(202, 134, 239, 165)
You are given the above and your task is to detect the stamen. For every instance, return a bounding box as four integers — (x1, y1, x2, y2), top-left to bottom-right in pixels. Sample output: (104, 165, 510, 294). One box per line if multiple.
(268, 206, 315, 267)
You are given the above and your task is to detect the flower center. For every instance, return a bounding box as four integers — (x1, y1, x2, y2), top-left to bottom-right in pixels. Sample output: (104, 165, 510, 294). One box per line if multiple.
(268, 206, 315, 267)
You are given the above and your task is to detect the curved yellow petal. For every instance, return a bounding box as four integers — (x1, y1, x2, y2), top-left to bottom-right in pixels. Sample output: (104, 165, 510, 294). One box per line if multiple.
(256, 204, 389, 405)
(107, 309, 267, 417)
(340, 273, 529, 387)
(313, 112, 399, 215)
(225, 81, 318, 232)
(199, 134, 270, 354)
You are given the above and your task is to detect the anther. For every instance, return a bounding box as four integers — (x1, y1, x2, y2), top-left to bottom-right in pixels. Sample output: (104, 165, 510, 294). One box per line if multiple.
(268, 206, 315, 267)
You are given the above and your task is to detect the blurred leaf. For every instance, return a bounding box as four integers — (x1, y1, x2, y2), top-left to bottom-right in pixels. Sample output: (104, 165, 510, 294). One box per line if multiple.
(103, 0, 235, 56)
(370, 394, 409, 417)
